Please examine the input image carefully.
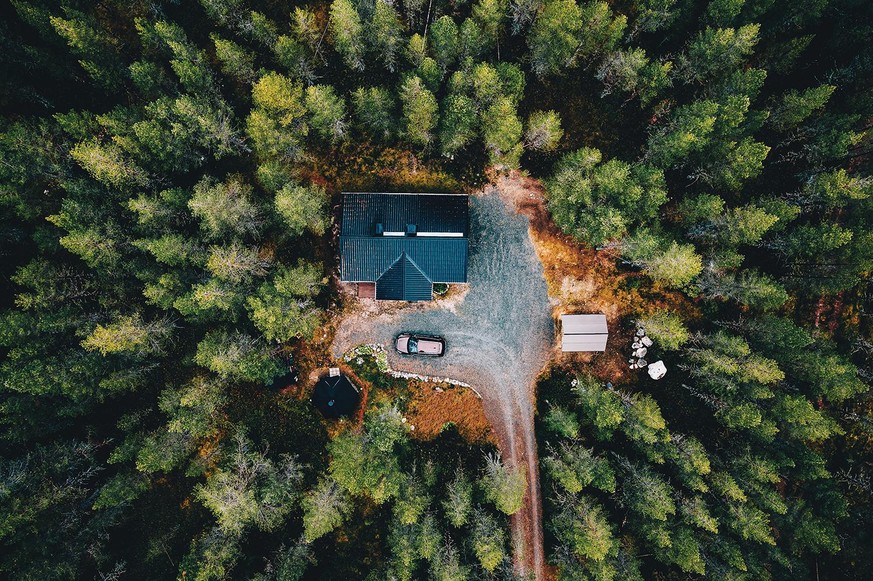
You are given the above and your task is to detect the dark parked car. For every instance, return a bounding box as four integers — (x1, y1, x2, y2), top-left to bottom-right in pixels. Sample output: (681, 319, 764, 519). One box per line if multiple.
(395, 333, 445, 356)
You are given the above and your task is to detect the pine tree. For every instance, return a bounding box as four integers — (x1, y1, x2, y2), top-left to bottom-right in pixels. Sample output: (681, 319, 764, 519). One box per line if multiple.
(399, 75, 438, 147)
(330, 0, 365, 70)
(480, 453, 527, 515)
(302, 478, 352, 541)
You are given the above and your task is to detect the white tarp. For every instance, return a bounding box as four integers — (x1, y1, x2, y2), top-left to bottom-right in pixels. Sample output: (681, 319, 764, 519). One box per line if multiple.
(648, 360, 667, 380)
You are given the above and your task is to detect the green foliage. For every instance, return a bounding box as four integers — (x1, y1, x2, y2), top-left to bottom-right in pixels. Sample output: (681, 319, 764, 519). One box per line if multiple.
(621, 462, 676, 522)
(574, 374, 624, 439)
(211, 34, 256, 83)
(543, 404, 580, 438)
(550, 495, 616, 562)
(70, 140, 148, 190)
(701, 269, 790, 310)
(524, 110, 563, 151)
(576, 1, 627, 63)
(544, 442, 615, 494)
(393, 475, 430, 525)
(482, 96, 523, 167)
(632, 0, 680, 34)
(262, 539, 314, 581)
(646, 100, 720, 167)
(471, 509, 507, 571)
(248, 72, 308, 160)
(546, 148, 668, 246)
(370, 0, 403, 71)
(480, 453, 527, 515)
(274, 182, 329, 236)
(682, 25, 760, 83)
(153, 19, 217, 95)
(189, 175, 264, 239)
(430, 16, 460, 70)
(439, 94, 478, 156)
(4, 1, 873, 578)
(160, 375, 227, 439)
(769, 84, 835, 130)
(399, 75, 438, 147)
(597, 48, 673, 105)
(471, 0, 508, 49)
(82, 314, 171, 356)
(705, 0, 746, 26)
(638, 311, 690, 350)
(622, 230, 704, 289)
(302, 478, 352, 541)
(352, 86, 396, 141)
(328, 406, 407, 504)
(49, 10, 123, 89)
(442, 469, 474, 527)
(330, 0, 365, 70)
(622, 393, 668, 446)
(304, 85, 347, 141)
(527, 0, 582, 77)
(195, 331, 282, 383)
(206, 243, 271, 282)
(247, 263, 323, 342)
(196, 432, 301, 536)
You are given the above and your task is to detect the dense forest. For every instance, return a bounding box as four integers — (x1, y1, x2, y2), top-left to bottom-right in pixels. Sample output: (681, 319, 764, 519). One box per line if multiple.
(1, 0, 871, 579)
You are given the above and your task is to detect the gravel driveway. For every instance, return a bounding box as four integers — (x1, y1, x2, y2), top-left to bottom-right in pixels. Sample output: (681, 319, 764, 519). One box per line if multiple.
(332, 186, 553, 578)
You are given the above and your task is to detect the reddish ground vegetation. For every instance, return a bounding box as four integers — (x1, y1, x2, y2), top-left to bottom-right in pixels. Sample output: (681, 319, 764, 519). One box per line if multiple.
(404, 381, 494, 444)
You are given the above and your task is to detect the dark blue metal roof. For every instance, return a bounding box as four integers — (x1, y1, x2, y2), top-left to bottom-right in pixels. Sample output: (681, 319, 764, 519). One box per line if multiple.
(339, 193, 469, 299)
(375, 253, 433, 301)
(340, 237, 468, 283)
(341, 193, 469, 236)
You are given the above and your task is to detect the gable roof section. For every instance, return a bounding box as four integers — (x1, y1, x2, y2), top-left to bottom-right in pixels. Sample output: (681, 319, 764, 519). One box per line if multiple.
(375, 253, 433, 301)
(342, 192, 469, 236)
(340, 237, 468, 283)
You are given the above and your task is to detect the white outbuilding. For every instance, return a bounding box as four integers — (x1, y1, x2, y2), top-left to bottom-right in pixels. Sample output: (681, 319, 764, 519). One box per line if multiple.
(561, 314, 609, 352)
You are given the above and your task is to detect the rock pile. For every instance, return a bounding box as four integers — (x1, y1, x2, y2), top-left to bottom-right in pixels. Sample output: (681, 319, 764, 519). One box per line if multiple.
(628, 327, 667, 379)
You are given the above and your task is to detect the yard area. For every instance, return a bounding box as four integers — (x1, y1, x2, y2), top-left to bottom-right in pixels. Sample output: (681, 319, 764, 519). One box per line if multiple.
(332, 184, 554, 577)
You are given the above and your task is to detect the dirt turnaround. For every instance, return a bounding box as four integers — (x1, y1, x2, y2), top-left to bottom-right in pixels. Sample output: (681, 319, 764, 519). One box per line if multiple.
(332, 183, 554, 579)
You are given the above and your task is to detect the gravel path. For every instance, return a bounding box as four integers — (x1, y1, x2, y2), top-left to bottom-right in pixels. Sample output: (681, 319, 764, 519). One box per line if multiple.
(332, 186, 553, 578)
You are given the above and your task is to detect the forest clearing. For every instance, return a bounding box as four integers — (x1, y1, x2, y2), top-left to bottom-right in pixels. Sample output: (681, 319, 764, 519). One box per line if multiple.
(2, 0, 872, 580)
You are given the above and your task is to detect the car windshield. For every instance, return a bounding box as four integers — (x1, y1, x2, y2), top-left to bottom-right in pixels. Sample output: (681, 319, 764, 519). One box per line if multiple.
(407, 338, 418, 353)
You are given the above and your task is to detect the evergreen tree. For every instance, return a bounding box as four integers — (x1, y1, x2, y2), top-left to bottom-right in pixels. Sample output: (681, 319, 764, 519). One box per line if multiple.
(399, 75, 438, 147)
(527, 0, 582, 77)
(330, 0, 365, 70)
(480, 453, 527, 515)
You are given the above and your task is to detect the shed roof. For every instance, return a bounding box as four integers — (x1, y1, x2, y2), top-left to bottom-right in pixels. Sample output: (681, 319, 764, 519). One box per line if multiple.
(561, 314, 608, 335)
(561, 334, 609, 352)
(561, 314, 609, 352)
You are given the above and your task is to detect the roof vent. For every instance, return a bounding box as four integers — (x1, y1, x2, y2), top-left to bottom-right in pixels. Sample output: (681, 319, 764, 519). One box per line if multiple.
(375, 223, 384, 236)
(406, 224, 417, 236)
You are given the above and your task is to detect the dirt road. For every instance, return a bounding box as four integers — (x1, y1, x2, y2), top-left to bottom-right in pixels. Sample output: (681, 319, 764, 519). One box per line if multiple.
(332, 185, 553, 578)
